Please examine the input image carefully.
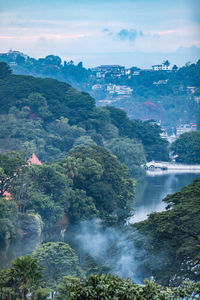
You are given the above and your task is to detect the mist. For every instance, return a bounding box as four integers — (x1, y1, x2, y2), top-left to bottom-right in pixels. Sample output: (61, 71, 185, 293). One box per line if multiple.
(75, 219, 146, 283)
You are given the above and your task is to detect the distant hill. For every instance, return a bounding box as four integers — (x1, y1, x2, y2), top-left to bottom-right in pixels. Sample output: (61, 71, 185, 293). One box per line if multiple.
(0, 51, 199, 130)
(0, 51, 90, 91)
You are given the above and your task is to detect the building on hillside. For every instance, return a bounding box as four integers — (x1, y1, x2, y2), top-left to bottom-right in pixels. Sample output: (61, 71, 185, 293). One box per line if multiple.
(194, 96, 200, 103)
(92, 84, 103, 90)
(187, 86, 197, 94)
(106, 84, 133, 95)
(91, 65, 129, 78)
(9, 62, 18, 66)
(3, 191, 12, 200)
(133, 71, 140, 76)
(152, 63, 171, 71)
(153, 79, 168, 85)
(28, 153, 42, 165)
(176, 124, 197, 136)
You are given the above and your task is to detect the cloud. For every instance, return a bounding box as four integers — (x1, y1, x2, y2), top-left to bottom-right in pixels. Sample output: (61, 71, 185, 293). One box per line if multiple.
(115, 29, 147, 42)
(117, 29, 137, 41)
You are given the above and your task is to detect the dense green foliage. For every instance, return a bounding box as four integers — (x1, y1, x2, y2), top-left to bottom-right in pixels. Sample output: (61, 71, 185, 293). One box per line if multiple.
(0, 255, 43, 299)
(0, 62, 169, 164)
(171, 131, 200, 164)
(0, 52, 90, 90)
(1, 58, 199, 291)
(1, 257, 199, 299)
(0, 152, 26, 197)
(105, 107, 169, 161)
(0, 146, 135, 232)
(56, 274, 200, 300)
(106, 137, 146, 178)
(1, 52, 199, 129)
(100, 61, 200, 129)
(66, 145, 135, 223)
(0, 197, 18, 240)
(32, 242, 82, 285)
(134, 177, 200, 285)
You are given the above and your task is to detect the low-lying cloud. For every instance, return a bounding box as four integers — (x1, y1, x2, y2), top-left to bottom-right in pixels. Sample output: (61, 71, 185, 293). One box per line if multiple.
(117, 29, 145, 41)
(103, 28, 146, 42)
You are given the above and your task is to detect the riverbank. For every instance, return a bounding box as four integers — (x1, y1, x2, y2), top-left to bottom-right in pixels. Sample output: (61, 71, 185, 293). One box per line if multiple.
(129, 172, 200, 223)
(145, 162, 200, 175)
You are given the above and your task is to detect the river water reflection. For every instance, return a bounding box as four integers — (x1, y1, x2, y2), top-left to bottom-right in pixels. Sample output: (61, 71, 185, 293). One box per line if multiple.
(0, 172, 199, 269)
(129, 172, 200, 224)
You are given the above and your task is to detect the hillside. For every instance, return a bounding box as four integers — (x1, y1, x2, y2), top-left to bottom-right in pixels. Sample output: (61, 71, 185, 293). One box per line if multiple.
(0, 62, 169, 164)
(0, 51, 199, 131)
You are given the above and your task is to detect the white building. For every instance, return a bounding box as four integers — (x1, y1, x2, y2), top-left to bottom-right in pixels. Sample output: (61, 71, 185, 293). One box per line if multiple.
(92, 84, 103, 90)
(176, 124, 197, 136)
(153, 79, 168, 85)
(152, 63, 171, 71)
(106, 84, 133, 95)
(91, 65, 127, 78)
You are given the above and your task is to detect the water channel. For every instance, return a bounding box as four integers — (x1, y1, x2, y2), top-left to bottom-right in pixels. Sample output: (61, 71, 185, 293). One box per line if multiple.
(0, 171, 200, 269)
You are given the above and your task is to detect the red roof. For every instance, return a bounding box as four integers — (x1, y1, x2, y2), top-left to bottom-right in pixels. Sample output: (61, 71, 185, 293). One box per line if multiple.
(27, 153, 42, 165)
(3, 191, 11, 200)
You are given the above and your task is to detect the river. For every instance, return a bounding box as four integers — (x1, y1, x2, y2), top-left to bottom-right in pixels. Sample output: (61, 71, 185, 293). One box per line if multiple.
(0, 172, 199, 269)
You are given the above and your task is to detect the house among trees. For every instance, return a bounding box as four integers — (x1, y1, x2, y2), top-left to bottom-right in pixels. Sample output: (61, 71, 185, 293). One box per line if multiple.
(176, 124, 197, 136)
(27, 153, 42, 165)
(152, 60, 171, 71)
(91, 65, 130, 78)
(106, 83, 133, 95)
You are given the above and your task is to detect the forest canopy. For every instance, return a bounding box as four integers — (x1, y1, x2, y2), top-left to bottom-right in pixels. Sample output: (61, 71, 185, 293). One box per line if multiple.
(0, 62, 169, 164)
(134, 177, 200, 285)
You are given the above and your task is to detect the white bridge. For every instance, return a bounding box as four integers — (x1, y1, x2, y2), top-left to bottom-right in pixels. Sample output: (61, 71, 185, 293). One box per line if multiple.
(144, 161, 200, 173)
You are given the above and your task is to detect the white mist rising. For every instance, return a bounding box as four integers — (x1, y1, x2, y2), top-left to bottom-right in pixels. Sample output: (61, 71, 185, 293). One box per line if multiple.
(75, 219, 144, 283)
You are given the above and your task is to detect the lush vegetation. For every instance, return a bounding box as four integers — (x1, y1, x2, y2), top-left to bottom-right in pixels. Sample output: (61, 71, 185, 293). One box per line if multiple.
(171, 131, 200, 164)
(0, 59, 199, 295)
(32, 242, 82, 286)
(134, 177, 200, 285)
(56, 274, 200, 300)
(0, 149, 199, 297)
(106, 137, 146, 178)
(0, 197, 19, 240)
(0, 147, 135, 235)
(0, 255, 43, 299)
(1, 52, 199, 130)
(0, 62, 169, 165)
(98, 61, 200, 130)
(0, 52, 90, 91)
(66, 145, 135, 223)
(0, 257, 199, 299)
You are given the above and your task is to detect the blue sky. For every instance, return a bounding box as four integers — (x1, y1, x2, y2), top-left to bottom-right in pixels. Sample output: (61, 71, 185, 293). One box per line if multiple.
(0, 0, 200, 68)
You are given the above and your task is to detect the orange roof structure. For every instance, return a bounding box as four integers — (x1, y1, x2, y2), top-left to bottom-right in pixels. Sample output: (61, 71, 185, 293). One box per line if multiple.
(27, 153, 42, 165)
(3, 191, 11, 200)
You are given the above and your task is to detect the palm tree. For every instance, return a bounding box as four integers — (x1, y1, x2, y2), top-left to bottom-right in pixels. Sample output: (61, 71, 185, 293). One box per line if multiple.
(7, 256, 43, 299)
(163, 60, 170, 67)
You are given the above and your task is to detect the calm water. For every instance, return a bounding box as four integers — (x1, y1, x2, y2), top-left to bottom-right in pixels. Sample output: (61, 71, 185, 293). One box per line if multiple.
(0, 172, 199, 268)
(129, 172, 200, 223)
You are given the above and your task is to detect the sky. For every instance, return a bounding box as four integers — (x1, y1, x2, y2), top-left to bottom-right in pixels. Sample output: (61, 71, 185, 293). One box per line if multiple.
(0, 0, 200, 68)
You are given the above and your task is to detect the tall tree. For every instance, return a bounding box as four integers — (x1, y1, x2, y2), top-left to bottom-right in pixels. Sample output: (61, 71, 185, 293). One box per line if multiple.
(134, 177, 200, 285)
(106, 137, 146, 178)
(0, 152, 26, 197)
(32, 242, 82, 286)
(6, 256, 43, 299)
(171, 131, 200, 164)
